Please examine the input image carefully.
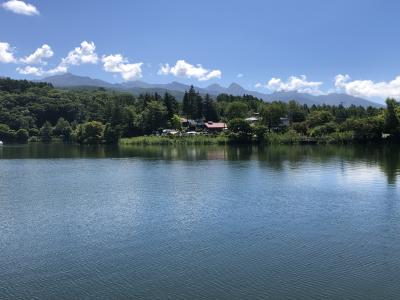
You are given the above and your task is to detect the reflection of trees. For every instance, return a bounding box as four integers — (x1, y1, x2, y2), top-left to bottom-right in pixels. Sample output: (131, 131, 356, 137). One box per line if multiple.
(2, 143, 399, 184)
(255, 144, 400, 185)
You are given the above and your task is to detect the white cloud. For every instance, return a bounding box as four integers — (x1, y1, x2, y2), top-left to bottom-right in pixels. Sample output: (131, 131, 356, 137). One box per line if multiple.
(45, 64, 68, 75)
(256, 75, 324, 95)
(237, 73, 244, 78)
(61, 41, 98, 66)
(16, 41, 97, 77)
(16, 66, 43, 76)
(0, 42, 17, 63)
(335, 74, 400, 100)
(16, 64, 67, 76)
(1, 0, 39, 16)
(158, 60, 222, 81)
(102, 54, 143, 81)
(20, 44, 53, 65)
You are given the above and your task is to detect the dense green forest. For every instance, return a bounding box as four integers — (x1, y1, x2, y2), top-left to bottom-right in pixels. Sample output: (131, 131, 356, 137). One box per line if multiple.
(0, 77, 399, 144)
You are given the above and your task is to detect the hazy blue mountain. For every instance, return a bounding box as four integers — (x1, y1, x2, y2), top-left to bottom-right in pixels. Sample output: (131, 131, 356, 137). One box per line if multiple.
(41, 73, 114, 88)
(40, 73, 382, 107)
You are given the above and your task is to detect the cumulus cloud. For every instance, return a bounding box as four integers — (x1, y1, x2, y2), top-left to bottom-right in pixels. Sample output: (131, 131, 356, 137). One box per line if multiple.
(256, 75, 324, 95)
(20, 44, 53, 65)
(16, 64, 67, 76)
(335, 74, 400, 100)
(0, 42, 17, 63)
(16, 65, 44, 76)
(61, 41, 98, 66)
(1, 0, 39, 16)
(102, 54, 143, 81)
(158, 60, 222, 81)
(16, 41, 97, 77)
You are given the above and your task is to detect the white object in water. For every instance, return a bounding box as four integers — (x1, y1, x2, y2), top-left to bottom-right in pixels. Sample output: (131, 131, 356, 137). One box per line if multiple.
(0, 141, 3, 146)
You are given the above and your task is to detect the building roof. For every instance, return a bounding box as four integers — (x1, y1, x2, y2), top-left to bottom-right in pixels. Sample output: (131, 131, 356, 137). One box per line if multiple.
(245, 117, 259, 121)
(204, 121, 227, 129)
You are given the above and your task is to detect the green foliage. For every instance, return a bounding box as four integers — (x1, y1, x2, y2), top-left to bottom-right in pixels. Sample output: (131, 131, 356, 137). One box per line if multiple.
(0, 77, 394, 145)
(203, 94, 218, 121)
(104, 123, 121, 144)
(40, 121, 53, 143)
(53, 118, 72, 142)
(16, 128, 29, 143)
(292, 121, 308, 135)
(261, 102, 287, 128)
(170, 114, 182, 130)
(77, 121, 104, 144)
(307, 110, 334, 128)
(341, 115, 384, 141)
(225, 101, 248, 120)
(309, 122, 338, 137)
(141, 101, 167, 134)
(0, 124, 16, 143)
(120, 135, 228, 145)
(182, 86, 203, 119)
(163, 92, 179, 120)
(228, 118, 253, 142)
(253, 124, 268, 142)
(384, 98, 400, 136)
(265, 130, 302, 144)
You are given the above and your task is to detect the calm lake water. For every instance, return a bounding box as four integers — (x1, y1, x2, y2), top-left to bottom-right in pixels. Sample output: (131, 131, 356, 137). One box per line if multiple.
(1, 143, 400, 299)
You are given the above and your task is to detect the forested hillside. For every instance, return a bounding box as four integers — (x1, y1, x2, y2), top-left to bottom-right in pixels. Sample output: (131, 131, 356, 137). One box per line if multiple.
(0, 78, 399, 144)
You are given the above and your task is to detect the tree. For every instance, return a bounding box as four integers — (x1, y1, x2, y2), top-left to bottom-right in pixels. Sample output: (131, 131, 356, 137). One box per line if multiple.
(53, 118, 72, 142)
(76, 121, 104, 144)
(170, 114, 182, 130)
(163, 92, 179, 120)
(40, 121, 53, 143)
(16, 129, 29, 143)
(309, 122, 337, 137)
(288, 100, 306, 123)
(254, 124, 268, 142)
(203, 94, 219, 121)
(182, 86, 200, 119)
(0, 124, 16, 143)
(341, 116, 384, 141)
(226, 101, 248, 120)
(104, 123, 120, 144)
(384, 98, 400, 136)
(261, 102, 286, 129)
(141, 101, 167, 134)
(228, 118, 253, 142)
(306, 110, 334, 128)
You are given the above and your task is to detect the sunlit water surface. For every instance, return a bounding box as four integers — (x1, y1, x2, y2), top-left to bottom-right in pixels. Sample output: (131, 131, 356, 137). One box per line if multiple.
(0, 144, 399, 299)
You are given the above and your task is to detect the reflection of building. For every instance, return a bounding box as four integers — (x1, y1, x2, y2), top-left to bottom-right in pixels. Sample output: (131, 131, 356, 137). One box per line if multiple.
(204, 121, 227, 132)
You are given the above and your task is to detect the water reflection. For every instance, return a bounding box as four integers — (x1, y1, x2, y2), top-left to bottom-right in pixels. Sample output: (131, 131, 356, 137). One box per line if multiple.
(1, 143, 399, 184)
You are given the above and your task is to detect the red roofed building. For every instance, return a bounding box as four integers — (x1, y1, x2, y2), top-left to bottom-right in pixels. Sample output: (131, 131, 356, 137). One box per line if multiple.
(204, 121, 227, 132)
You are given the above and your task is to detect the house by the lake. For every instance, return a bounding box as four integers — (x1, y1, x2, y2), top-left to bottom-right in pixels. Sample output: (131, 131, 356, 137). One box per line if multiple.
(204, 121, 227, 132)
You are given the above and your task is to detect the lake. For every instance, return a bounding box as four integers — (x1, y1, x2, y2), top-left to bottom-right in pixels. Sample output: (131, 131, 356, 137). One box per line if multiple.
(1, 143, 400, 299)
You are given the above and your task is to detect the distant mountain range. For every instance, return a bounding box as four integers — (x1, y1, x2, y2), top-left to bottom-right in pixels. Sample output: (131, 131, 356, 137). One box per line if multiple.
(39, 73, 382, 107)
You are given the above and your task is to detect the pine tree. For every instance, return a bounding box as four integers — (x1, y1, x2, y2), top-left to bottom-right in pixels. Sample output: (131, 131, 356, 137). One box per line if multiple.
(163, 92, 179, 120)
(203, 94, 218, 121)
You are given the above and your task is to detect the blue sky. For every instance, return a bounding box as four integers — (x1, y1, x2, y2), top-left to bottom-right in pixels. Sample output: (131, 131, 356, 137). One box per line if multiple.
(1, 0, 400, 102)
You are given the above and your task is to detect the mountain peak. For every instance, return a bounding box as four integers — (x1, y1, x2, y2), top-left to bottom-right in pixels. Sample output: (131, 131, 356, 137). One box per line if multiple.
(227, 82, 246, 94)
(38, 73, 381, 107)
(41, 73, 113, 88)
(228, 82, 242, 89)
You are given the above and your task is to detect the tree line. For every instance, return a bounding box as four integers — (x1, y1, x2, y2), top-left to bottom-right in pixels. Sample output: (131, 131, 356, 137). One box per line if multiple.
(0, 77, 399, 144)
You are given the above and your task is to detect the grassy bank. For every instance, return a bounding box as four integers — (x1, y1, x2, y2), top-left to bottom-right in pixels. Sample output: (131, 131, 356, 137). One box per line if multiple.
(119, 131, 358, 146)
(120, 135, 229, 146)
